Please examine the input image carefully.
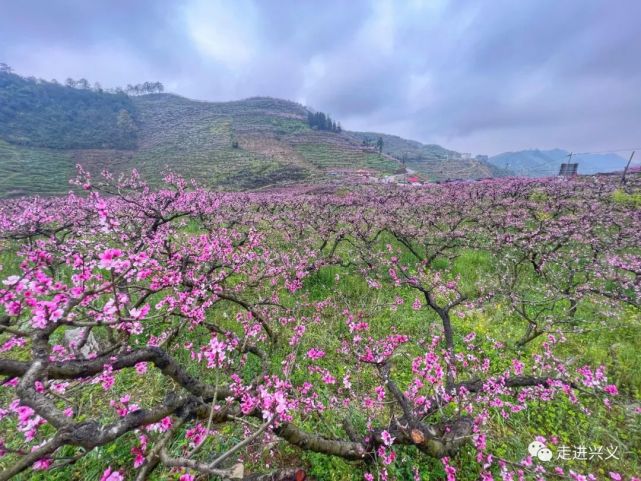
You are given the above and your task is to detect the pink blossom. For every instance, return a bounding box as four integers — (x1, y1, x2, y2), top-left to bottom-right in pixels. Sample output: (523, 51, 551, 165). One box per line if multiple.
(511, 359, 524, 376)
(158, 416, 172, 432)
(442, 456, 457, 481)
(306, 348, 326, 360)
(32, 457, 52, 471)
(130, 304, 150, 319)
(100, 467, 124, 481)
(381, 430, 395, 446)
(135, 362, 148, 375)
(99, 248, 124, 269)
(321, 373, 336, 384)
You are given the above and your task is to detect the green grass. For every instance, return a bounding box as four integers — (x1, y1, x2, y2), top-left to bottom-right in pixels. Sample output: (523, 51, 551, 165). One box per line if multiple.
(612, 188, 641, 208)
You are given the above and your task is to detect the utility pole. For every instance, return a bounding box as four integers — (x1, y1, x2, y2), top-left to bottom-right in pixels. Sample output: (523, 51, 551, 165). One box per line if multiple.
(559, 152, 574, 177)
(620, 150, 635, 186)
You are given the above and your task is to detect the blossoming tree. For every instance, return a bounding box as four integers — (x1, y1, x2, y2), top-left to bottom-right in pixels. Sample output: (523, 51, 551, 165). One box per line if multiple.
(0, 171, 639, 480)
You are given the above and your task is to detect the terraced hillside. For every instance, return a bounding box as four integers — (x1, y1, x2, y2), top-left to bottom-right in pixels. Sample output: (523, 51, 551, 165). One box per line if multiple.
(0, 80, 503, 196)
(1, 92, 405, 196)
(0, 140, 76, 197)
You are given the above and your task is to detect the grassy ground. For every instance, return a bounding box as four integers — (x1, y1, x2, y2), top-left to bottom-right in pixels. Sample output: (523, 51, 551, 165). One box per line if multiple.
(1, 230, 639, 480)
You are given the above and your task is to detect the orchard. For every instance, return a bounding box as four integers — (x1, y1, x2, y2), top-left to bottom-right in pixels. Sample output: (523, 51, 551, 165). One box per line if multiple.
(0, 170, 639, 480)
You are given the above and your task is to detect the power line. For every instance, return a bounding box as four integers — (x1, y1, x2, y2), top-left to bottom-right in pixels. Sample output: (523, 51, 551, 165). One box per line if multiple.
(569, 147, 641, 156)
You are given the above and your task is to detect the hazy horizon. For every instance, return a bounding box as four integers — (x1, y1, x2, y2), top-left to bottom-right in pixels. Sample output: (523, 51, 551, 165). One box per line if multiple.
(2, 0, 641, 156)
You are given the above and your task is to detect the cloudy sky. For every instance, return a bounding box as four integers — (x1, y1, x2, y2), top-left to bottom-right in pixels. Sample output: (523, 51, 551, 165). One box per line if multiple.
(1, 0, 640, 155)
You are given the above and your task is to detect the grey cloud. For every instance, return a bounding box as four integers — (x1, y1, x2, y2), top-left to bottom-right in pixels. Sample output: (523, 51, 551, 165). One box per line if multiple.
(1, 0, 640, 155)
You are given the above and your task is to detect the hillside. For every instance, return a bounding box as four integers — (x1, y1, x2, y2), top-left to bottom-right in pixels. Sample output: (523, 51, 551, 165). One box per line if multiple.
(0, 71, 502, 197)
(488, 148, 628, 177)
(348, 131, 506, 180)
(0, 70, 137, 150)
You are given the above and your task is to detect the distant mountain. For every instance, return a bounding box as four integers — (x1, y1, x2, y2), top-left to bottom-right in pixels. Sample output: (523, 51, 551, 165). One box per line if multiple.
(0, 69, 503, 197)
(488, 148, 628, 177)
